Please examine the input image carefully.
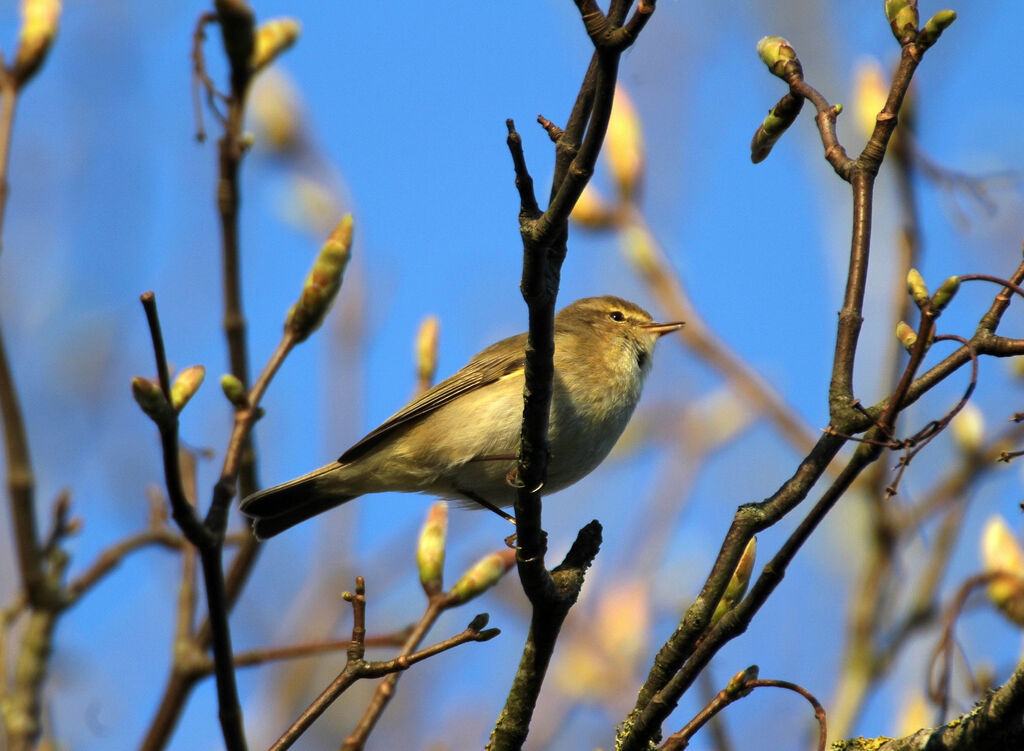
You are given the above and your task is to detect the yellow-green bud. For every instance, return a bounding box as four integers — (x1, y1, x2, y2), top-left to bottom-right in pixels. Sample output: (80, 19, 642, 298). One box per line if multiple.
(606, 85, 645, 200)
(417, 503, 448, 596)
(570, 185, 616, 229)
(132, 377, 172, 424)
(449, 549, 516, 605)
(852, 59, 889, 141)
(286, 214, 354, 342)
(919, 9, 956, 48)
(930, 275, 960, 312)
(12, 0, 62, 86)
(981, 515, 1024, 626)
(906, 268, 929, 308)
(885, 0, 919, 44)
(220, 373, 248, 407)
(895, 321, 918, 352)
(756, 36, 802, 81)
(725, 665, 758, 698)
(251, 17, 301, 74)
(621, 224, 661, 279)
(750, 92, 803, 164)
(950, 403, 985, 455)
(170, 365, 205, 412)
(415, 315, 441, 390)
(711, 537, 756, 628)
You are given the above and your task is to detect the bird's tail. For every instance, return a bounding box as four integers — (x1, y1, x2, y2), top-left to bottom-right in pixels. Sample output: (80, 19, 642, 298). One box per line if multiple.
(240, 464, 356, 540)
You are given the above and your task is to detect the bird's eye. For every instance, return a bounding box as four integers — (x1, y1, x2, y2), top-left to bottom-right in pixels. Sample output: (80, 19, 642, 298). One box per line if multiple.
(608, 310, 625, 322)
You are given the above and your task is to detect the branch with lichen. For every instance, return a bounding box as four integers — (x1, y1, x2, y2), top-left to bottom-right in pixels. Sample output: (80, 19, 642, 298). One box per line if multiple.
(612, 6, 1024, 748)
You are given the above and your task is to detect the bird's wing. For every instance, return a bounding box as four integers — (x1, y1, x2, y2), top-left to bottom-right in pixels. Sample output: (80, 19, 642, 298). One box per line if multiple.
(338, 331, 527, 463)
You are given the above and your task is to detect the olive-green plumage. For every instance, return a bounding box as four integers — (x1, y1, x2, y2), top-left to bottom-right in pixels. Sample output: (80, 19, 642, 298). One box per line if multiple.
(240, 296, 682, 539)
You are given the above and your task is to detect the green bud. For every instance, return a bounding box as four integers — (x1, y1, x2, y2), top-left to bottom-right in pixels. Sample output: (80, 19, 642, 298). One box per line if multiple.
(885, 0, 919, 44)
(919, 10, 956, 48)
(756, 36, 802, 80)
(750, 93, 803, 164)
(895, 321, 918, 351)
(285, 214, 354, 342)
(132, 377, 172, 424)
(711, 537, 756, 628)
(449, 549, 516, 605)
(725, 665, 759, 698)
(930, 275, 960, 312)
(906, 268, 930, 309)
(417, 503, 448, 596)
(170, 365, 205, 412)
(220, 373, 248, 407)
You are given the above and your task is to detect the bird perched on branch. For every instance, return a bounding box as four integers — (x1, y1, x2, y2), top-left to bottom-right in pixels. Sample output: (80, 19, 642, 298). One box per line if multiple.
(241, 295, 682, 539)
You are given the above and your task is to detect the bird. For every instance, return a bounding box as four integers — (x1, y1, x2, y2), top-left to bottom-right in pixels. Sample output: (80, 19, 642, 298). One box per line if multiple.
(240, 295, 682, 539)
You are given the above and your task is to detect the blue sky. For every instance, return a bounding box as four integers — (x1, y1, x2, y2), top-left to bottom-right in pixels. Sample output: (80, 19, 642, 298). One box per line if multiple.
(1, 2, 1023, 749)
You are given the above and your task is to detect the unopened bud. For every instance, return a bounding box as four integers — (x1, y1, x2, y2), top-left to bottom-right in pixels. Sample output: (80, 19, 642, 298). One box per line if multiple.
(621, 224, 661, 279)
(450, 549, 516, 605)
(756, 36, 802, 81)
(885, 0, 919, 44)
(606, 85, 645, 200)
(12, 0, 62, 86)
(285, 214, 354, 342)
(132, 377, 172, 424)
(919, 9, 956, 48)
(251, 18, 300, 74)
(852, 58, 889, 141)
(950, 403, 985, 455)
(981, 515, 1024, 626)
(220, 373, 248, 407)
(895, 321, 918, 352)
(250, 70, 304, 155)
(930, 275, 960, 312)
(725, 665, 758, 698)
(570, 185, 616, 229)
(711, 537, 756, 628)
(750, 92, 803, 164)
(415, 316, 440, 390)
(417, 503, 448, 596)
(906, 268, 929, 308)
(170, 365, 205, 412)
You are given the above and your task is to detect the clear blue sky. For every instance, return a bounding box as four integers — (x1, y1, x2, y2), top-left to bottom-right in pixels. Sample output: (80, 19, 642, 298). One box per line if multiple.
(1, 2, 1022, 749)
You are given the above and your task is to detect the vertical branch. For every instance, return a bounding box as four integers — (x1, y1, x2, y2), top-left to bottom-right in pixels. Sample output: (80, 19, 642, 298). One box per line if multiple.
(0, 73, 43, 609)
(491, 8, 658, 749)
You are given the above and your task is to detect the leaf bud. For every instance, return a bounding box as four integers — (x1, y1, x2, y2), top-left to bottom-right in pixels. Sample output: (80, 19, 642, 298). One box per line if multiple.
(416, 503, 448, 596)
(285, 214, 354, 342)
(220, 373, 248, 408)
(756, 36, 802, 81)
(251, 18, 301, 74)
(895, 321, 918, 352)
(919, 9, 956, 48)
(981, 515, 1024, 626)
(12, 0, 62, 86)
(449, 549, 516, 605)
(170, 365, 205, 412)
(132, 377, 172, 424)
(885, 0, 919, 44)
(930, 275, 960, 312)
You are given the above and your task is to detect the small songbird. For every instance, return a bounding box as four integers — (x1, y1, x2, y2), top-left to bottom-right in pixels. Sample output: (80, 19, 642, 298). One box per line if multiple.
(241, 296, 682, 539)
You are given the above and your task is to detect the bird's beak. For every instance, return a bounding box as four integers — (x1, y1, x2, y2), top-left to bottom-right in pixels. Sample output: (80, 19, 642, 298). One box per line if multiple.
(642, 321, 685, 337)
